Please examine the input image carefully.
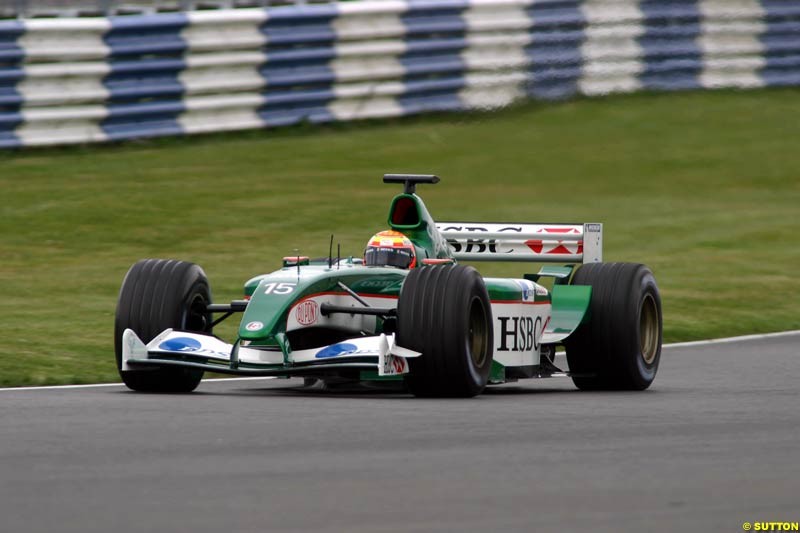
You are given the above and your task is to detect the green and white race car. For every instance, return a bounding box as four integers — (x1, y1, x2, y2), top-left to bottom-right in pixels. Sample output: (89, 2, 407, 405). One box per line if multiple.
(116, 174, 662, 397)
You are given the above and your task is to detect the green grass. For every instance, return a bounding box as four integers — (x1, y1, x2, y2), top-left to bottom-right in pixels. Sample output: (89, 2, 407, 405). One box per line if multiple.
(1, 89, 799, 387)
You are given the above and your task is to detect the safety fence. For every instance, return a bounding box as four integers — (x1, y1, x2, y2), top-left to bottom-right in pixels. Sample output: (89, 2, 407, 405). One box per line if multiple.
(1, 1, 334, 19)
(1, 0, 798, 148)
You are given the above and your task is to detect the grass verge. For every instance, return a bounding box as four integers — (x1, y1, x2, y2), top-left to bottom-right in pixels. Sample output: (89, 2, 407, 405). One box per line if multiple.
(1, 89, 798, 386)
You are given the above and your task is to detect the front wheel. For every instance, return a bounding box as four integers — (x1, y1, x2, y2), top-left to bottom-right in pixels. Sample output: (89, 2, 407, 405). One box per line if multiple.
(564, 262, 662, 390)
(114, 259, 211, 392)
(397, 265, 493, 398)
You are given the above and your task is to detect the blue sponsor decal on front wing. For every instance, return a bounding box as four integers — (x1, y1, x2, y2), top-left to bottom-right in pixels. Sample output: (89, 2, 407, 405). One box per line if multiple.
(159, 337, 202, 352)
(516, 280, 532, 301)
(315, 343, 358, 359)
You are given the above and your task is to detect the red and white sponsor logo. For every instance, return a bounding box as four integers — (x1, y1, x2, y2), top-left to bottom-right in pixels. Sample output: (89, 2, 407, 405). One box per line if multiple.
(539, 227, 581, 234)
(524, 239, 583, 255)
(525, 227, 583, 255)
(382, 354, 408, 375)
(295, 300, 319, 326)
(392, 356, 407, 374)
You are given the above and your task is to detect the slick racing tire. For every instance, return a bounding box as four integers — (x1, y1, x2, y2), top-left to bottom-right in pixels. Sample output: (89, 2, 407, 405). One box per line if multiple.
(564, 262, 662, 391)
(114, 259, 211, 392)
(397, 264, 493, 398)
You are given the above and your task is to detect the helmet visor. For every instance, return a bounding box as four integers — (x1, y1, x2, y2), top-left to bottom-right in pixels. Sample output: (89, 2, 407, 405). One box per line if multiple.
(365, 246, 414, 269)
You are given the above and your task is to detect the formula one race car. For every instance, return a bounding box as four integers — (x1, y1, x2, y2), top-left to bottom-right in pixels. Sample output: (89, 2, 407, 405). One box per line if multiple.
(116, 174, 662, 397)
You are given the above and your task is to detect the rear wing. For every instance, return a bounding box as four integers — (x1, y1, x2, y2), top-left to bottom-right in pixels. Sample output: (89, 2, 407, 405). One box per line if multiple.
(435, 222, 603, 263)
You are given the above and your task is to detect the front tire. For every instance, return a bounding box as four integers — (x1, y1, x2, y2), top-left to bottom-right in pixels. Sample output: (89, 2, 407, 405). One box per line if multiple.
(114, 259, 211, 392)
(397, 265, 493, 397)
(564, 262, 662, 390)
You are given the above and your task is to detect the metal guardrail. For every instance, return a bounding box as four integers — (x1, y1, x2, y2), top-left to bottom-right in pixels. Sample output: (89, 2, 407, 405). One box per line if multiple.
(0, 0, 327, 19)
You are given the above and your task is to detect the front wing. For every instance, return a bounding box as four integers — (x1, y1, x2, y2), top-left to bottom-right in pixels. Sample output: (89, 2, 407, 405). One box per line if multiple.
(121, 328, 420, 378)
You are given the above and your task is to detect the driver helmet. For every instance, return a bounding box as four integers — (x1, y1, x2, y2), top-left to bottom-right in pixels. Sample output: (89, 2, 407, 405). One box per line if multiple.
(364, 230, 417, 269)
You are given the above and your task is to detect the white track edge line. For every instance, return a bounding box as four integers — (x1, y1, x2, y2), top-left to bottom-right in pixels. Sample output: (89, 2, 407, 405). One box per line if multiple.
(662, 329, 800, 348)
(2, 330, 799, 392)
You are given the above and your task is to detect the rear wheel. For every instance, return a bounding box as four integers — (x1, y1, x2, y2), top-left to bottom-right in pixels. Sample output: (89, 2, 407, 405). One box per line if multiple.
(114, 259, 211, 392)
(564, 262, 662, 390)
(397, 265, 493, 397)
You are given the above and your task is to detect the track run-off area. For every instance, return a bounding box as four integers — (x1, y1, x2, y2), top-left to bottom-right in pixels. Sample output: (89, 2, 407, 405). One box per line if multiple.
(1, 332, 798, 533)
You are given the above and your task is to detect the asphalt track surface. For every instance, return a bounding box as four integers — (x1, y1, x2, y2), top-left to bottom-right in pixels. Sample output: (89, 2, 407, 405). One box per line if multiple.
(2, 333, 799, 533)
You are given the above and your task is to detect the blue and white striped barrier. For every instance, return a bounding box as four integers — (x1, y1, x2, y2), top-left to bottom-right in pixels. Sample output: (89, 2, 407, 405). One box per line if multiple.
(1, 0, 799, 148)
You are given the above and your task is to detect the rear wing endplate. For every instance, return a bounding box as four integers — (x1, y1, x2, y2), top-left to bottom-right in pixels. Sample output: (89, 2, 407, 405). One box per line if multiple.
(435, 222, 602, 264)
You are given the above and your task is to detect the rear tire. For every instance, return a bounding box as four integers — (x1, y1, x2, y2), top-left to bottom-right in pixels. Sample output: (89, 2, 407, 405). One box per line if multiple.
(114, 259, 211, 392)
(565, 262, 662, 390)
(397, 265, 493, 397)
